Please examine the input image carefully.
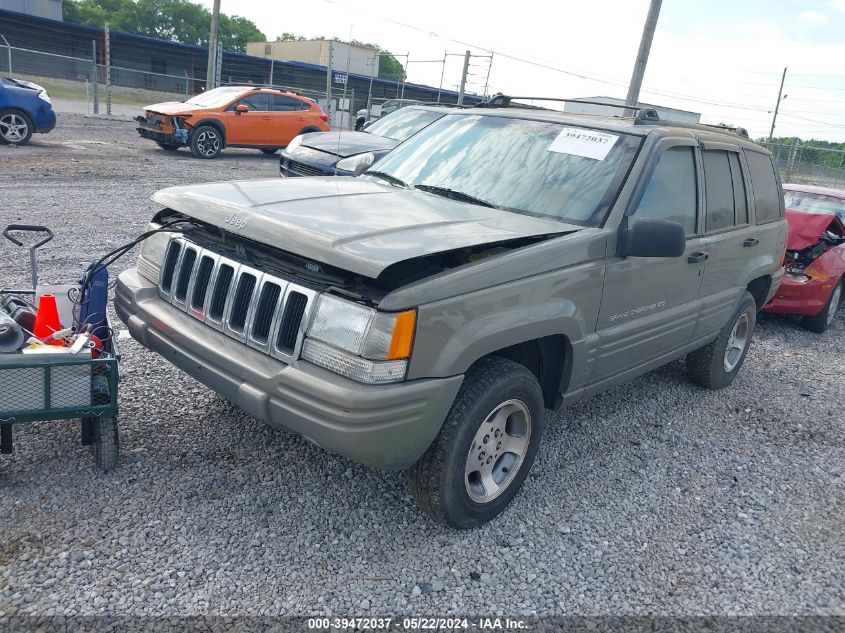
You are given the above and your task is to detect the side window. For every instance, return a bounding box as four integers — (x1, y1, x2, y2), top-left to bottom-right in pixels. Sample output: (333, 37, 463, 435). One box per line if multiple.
(237, 93, 271, 112)
(702, 150, 735, 232)
(728, 153, 748, 225)
(745, 151, 782, 224)
(630, 146, 697, 235)
(272, 95, 304, 112)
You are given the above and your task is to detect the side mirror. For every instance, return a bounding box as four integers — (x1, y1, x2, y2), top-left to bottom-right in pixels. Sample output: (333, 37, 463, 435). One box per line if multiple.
(618, 217, 686, 258)
(234, 104, 249, 114)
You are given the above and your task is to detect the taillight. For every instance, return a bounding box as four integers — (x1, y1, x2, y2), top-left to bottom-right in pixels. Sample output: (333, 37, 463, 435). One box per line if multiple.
(319, 113, 329, 123)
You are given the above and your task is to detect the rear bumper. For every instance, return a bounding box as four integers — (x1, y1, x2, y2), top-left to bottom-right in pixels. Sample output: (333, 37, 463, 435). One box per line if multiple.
(114, 268, 463, 470)
(763, 272, 834, 316)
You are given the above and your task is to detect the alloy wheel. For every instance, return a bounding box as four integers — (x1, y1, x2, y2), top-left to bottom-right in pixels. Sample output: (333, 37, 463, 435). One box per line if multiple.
(0, 113, 29, 143)
(196, 130, 220, 157)
(465, 399, 532, 504)
(723, 312, 750, 372)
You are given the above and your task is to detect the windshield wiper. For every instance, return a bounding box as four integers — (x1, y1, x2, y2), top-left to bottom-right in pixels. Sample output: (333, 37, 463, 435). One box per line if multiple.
(414, 184, 500, 209)
(364, 171, 409, 188)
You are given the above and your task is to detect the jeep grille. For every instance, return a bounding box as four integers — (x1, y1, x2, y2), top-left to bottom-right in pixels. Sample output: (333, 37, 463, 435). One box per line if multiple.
(158, 237, 317, 362)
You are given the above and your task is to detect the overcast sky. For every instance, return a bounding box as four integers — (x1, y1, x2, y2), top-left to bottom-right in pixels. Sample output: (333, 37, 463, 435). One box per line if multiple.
(197, 0, 845, 142)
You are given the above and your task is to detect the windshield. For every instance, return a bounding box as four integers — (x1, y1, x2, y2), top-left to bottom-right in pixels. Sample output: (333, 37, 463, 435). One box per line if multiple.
(185, 87, 248, 107)
(364, 114, 641, 226)
(364, 108, 445, 142)
(784, 190, 845, 220)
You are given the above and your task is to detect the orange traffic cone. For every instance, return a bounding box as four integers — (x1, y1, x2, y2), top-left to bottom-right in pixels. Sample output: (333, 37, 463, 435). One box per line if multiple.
(33, 294, 64, 345)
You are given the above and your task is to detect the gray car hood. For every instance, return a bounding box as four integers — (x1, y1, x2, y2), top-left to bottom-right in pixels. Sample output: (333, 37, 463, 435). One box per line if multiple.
(152, 177, 579, 279)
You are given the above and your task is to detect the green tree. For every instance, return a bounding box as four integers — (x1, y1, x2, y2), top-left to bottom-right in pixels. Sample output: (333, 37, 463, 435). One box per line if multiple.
(62, 0, 265, 52)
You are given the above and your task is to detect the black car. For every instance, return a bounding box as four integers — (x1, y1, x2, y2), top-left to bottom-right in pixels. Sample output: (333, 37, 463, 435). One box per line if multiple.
(279, 105, 448, 177)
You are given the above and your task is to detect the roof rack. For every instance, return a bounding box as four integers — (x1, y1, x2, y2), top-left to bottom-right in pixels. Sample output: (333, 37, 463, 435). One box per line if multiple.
(478, 93, 646, 112)
(477, 94, 753, 140)
(634, 115, 751, 139)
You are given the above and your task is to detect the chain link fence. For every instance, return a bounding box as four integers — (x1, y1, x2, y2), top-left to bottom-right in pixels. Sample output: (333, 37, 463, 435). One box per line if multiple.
(0, 38, 373, 127)
(0, 36, 433, 131)
(760, 141, 845, 189)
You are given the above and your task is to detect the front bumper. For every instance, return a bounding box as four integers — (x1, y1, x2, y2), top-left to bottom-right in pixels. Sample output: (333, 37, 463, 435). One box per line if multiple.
(763, 271, 834, 316)
(115, 268, 463, 470)
(34, 109, 56, 133)
(136, 118, 186, 145)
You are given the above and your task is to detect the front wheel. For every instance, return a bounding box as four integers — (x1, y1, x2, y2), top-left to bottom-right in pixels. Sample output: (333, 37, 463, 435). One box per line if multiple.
(687, 291, 757, 389)
(260, 148, 279, 155)
(803, 278, 842, 333)
(407, 357, 545, 528)
(189, 125, 222, 159)
(0, 109, 33, 145)
(156, 141, 180, 151)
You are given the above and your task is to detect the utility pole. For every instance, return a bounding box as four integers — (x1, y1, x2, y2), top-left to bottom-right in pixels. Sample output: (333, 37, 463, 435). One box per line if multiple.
(205, 0, 221, 91)
(768, 67, 788, 142)
(624, 0, 662, 116)
(324, 40, 334, 126)
(437, 51, 447, 103)
(457, 50, 470, 106)
(104, 22, 111, 115)
(366, 51, 377, 121)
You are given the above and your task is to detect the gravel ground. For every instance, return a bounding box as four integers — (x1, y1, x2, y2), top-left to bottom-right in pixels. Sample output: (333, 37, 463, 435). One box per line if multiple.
(0, 115, 843, 619)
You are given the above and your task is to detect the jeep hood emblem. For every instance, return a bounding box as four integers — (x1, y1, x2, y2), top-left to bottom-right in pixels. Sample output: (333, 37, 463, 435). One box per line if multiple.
(225, 214, 248, 230)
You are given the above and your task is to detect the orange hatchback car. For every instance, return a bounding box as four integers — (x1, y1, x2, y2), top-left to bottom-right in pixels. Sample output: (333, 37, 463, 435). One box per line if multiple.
(136, 86, 329, 159)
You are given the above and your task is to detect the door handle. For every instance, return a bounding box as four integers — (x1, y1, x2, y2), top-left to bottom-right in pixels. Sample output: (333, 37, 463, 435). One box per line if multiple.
(688, 252, 708, 263)
(743, 238, 759, 247)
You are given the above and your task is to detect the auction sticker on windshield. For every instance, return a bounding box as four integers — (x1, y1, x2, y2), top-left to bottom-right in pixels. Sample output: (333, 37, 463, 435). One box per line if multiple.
(547, 127, 619, 160)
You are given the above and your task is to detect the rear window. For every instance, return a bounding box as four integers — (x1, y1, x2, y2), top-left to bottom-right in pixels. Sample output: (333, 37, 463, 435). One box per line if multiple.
(745, 151, 783, 224)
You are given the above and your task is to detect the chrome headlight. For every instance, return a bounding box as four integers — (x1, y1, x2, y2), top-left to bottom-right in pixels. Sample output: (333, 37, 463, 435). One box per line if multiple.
(137, 222, 170, 284)
(302, 294, 416, 384)
(284, 135, 304, 154)
(336, 152, 374, 174)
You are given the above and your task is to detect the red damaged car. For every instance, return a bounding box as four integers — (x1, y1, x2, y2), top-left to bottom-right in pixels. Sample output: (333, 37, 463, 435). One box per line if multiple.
(763, 184, 845, 332)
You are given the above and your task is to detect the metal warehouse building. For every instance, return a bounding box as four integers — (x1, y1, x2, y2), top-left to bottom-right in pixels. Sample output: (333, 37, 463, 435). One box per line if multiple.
(0, 8, 480, 111)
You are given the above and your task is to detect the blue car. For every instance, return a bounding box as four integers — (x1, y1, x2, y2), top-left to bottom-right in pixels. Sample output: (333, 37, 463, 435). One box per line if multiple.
(0, 77, 56, 145)
(279, 105, 448, 177)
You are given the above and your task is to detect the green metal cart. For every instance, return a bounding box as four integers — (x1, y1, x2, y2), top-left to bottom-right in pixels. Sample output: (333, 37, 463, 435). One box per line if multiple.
(0, 225, 120, 470)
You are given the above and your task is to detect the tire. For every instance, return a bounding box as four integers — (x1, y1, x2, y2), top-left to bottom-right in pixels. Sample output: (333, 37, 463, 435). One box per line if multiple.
(260, 148, 279, 155)
(156, 141, 180, 151)
(687, 291, 757, 389)
(189, 125, 223, 159)
(407, 357, 545, 528)
(802, 278, 842, 334)
(91, 416, 119, 471)
(0, 109, 33, 145)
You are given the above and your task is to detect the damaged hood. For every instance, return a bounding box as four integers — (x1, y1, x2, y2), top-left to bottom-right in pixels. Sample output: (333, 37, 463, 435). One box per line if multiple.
(785, 209, 845, 250)
(152, 177, 578, 278)
(144, 101, 203, 116)
(299, 131, 398, 158)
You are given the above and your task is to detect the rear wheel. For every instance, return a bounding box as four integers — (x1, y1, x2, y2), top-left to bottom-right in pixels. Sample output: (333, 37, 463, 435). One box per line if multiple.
(687, 292, 756, 389)
(189, 125, 222, 159)
(407, 357, 545, 528)
(0, 109, 33, 145)
(803, 279, 842, 334)
(260, 148, 279, 155)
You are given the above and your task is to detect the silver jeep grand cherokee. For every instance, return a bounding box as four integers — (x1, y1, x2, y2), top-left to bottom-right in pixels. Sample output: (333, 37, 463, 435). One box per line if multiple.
(116, 103, 787, 527)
